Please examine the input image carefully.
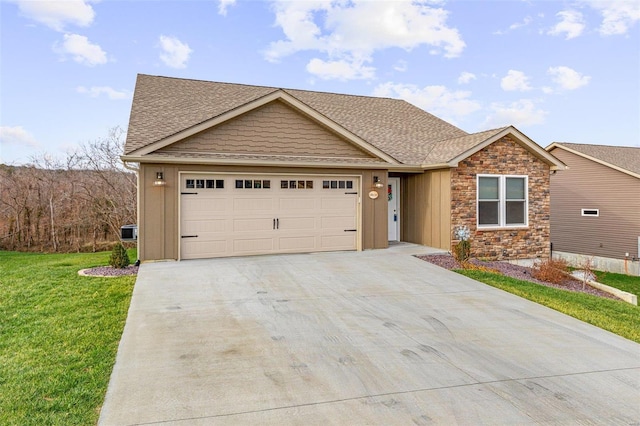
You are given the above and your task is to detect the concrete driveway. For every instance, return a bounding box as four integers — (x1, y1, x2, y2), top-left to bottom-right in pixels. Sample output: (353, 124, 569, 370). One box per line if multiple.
(99, 244, 640, 425)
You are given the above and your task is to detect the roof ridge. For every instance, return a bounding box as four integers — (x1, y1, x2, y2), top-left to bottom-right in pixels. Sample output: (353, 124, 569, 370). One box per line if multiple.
(138, 73, 413, 104)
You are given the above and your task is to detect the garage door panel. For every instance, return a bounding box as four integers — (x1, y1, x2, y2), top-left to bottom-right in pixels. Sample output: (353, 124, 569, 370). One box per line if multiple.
(182, 240, 228, 258)
(181, 174, 359, 259)
(182, 198, 227, 213)
(279, 198, 317, 210)
(321, 234, 356, 249)
(233, 238, 274, 253)
(234, 198, 274, 212)
(277, 236, 317, 251)
(232, 218, 274, 232)
(279, 217, 316, 230)
(321, 216, 356, 229)
(182, 220, 226, 234)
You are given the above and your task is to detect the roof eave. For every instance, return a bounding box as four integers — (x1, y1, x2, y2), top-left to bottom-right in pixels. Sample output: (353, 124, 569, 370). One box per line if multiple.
(120, 155, 414, 170)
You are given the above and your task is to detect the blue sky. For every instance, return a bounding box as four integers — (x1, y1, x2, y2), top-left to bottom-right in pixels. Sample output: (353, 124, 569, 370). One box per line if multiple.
(1, 0, 639, 165)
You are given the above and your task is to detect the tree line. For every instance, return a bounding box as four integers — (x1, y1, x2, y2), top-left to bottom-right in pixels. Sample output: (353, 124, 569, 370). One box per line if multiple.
(0, 127, 136, 253)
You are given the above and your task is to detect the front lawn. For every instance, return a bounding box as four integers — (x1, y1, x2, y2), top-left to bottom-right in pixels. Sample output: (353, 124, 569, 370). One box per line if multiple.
(594, 270, 640, 299)
(458, 270, 640, 343)
(0, 250, 136, 425)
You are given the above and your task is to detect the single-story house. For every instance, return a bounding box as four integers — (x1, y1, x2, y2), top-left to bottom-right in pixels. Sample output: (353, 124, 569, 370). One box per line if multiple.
(122, 74, 565, 262)
(546, 142, 640, 275)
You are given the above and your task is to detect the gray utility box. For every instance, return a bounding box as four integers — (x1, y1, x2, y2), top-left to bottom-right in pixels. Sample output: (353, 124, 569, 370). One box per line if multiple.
(120, 224, 138, 242)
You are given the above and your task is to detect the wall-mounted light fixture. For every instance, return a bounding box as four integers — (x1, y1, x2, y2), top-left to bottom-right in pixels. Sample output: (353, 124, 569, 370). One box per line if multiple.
(373, 175, 384, 189)
(153, 172, 167, 187)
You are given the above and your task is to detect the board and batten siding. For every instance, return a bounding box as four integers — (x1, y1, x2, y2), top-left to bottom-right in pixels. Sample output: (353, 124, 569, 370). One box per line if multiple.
(400, 169, 451, 251)
(137, 163, 388, 261)
(549, 148, 640, 260)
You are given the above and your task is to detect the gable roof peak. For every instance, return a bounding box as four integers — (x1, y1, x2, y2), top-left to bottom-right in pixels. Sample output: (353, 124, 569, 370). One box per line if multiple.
(547, 142, 640, 177)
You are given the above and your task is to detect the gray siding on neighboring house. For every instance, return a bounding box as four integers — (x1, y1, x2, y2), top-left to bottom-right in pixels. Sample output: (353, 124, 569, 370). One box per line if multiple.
(549, 148, 640, 260)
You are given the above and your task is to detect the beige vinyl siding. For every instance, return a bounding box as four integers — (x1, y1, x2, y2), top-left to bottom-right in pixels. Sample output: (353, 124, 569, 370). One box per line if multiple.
(138, 163, 388, 261)
(157, 100, 376, 160)
(550, 148, 640, 259)
(400, 169, 451, 250)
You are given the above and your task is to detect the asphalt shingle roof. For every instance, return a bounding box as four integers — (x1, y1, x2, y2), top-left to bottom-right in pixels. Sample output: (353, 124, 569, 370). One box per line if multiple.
(421, 127, 509, 165)
(552, 143, 640, 176)
(126, 74, 512, 166)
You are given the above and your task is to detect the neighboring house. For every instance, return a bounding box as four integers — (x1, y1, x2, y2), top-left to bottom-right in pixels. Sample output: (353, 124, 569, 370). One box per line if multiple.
(546, 143, 640, 275)
(122, 74, 564, 261)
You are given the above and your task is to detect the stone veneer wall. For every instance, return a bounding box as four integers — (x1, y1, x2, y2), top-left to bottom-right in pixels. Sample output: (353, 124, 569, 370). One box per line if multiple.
(450, 136, 551, 260)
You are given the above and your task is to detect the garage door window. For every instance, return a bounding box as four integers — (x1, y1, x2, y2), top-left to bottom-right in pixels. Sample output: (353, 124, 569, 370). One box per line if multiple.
(186, 179, 206, 189)
(281, 180, 314, 189)
(323, 180, 353, 189)
(236, 179, 271, 189)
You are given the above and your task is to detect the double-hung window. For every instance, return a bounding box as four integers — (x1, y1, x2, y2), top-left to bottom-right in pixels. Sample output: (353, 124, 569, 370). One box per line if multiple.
(477, 175, 528, 228)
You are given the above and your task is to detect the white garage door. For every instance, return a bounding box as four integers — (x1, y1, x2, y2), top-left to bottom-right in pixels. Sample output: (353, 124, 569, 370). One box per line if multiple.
(180, 174, 359, 259)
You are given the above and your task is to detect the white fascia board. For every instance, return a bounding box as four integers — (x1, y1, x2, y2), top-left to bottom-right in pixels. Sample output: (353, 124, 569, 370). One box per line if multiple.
(120, 155, 410, 170)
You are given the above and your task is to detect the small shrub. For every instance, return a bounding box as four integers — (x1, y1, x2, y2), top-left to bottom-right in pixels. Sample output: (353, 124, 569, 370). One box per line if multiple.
(532, 258, 570, 284)
(454, 240, 471, 262)
(580, 257, 597, 290)
(109, 243, 130, 269)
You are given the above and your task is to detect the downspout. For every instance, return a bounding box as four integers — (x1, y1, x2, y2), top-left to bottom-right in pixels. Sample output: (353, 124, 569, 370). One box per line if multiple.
(123, 161, 140, 265)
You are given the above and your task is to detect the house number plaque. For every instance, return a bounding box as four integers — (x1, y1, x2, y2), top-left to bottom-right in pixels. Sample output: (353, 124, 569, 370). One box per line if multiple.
(368, 190, 379, 199)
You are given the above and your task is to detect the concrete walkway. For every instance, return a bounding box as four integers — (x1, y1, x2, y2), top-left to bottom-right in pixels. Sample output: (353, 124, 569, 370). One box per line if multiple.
(99, 244, 640, 425)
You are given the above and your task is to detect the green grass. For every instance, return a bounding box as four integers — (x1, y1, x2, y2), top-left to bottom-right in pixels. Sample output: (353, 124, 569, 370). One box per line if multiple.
(0, 250, 136, 426)
(457, 270, 640, 344)
(593, 270, 640, 298)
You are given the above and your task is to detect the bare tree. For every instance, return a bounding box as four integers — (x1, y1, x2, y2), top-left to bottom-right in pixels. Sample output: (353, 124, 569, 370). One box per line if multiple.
(0, 127, 137, 252)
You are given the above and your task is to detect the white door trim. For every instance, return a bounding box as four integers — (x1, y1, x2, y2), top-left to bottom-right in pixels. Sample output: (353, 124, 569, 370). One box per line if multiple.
(388, 177, 400, 242)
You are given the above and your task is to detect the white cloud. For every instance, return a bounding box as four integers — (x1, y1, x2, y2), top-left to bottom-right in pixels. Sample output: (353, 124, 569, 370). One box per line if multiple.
(265, 0, 465, 80)
(158, 35, 193, 69)
(393, 60, 408, 72)
(0, 126, 40, 148)
(501, 70, 532, 92)
(306, 58, 375, 81)
(14, 0, 96, 31)
(547, 66, 591, 90)
(54, 33, 107, 66)
(484, 100, 548, 128)
(76, 86, 132, 100)
(494, 16, 533, 35)
(218, 0, 236, 16)
(548, 10, 586, 39)
(373, 82, 481, 123)
(587, 0, 640, 36)
(458, 71, 476, 84)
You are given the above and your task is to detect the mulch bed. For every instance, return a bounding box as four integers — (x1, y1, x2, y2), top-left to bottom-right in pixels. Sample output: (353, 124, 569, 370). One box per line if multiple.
(78, 265, 139, 277)
(417, 254, 619, 300)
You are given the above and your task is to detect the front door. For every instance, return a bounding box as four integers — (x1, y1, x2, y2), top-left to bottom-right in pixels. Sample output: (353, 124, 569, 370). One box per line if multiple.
(388, 177, 400, 241)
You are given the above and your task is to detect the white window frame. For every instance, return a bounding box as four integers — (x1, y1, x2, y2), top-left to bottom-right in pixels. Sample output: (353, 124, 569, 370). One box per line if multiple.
(581, 208, 599, 217)
(477, 174, 529, 229)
